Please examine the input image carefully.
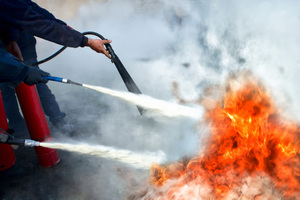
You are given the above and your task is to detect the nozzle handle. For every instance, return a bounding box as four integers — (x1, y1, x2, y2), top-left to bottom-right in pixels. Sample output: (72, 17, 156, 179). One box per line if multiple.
(45, 76, 63, 82)
(45, 76, 82, 86)
(1, 76, 64, 83)
(6, 138, 40, 147)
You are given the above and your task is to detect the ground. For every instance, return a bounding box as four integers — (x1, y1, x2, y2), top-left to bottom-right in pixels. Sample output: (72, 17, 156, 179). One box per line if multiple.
(0, 142, 147, 200)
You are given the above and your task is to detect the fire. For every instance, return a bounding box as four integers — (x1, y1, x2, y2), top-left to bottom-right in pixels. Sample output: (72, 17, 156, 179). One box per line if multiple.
(145, 73, 300, 199)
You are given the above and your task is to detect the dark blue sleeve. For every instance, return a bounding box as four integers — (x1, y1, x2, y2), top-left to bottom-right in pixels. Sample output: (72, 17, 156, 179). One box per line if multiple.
(0, 49, 29, 88)
(22, 0, 67, 25)
(0, 0, 88, 47)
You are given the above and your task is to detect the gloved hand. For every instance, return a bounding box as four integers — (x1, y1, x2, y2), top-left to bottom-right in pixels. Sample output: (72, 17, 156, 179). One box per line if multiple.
(23, 67, 51, 86)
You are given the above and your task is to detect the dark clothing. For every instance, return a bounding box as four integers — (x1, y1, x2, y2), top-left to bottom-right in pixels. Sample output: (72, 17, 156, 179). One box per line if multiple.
(0, 0, 88, 47)
(17, 32, 37, 65)
(0, 29, 68, 132)
(36, 83, 66, 124)
(0, 49, 29, 88)
(0, 84, 28, 133)
(0, 0, 82, 134)
(18, 32, 66, 125)
(0, 0, 88, 85)
(0, 48, 30, 133)
(0, 26, 18, 46)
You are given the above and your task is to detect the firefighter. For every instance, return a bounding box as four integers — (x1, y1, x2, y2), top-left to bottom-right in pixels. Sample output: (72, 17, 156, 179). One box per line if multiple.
(0, 0, 112, 135)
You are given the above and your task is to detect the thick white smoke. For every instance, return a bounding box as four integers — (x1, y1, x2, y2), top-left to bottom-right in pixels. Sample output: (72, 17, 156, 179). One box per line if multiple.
(24, 0, 300, 199)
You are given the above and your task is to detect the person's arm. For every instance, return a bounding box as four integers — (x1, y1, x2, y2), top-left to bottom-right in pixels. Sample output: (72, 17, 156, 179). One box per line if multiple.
(0, 0, 112, 58)
(0, 0, 86, 47)
(22, 0, 63, 23)
(23, 0, 68, 27)
(0, 49, 50, 87)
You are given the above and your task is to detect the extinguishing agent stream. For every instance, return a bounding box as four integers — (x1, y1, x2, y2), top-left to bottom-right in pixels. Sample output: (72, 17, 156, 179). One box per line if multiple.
(45, 76, 202, 119)
(82, 84, 202, 119)
(40, 142, 166, 169)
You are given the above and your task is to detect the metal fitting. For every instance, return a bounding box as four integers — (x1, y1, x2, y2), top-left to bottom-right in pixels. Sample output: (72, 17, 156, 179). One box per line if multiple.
(24, 139, 40, 147)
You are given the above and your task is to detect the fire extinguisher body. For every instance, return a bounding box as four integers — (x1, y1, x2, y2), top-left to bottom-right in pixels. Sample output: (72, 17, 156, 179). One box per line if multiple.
(0, 90, 16, 171)
(16, 83, 59, 167)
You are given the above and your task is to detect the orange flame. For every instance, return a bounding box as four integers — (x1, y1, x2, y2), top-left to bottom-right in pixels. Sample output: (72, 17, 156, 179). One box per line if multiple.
(150, 75, 300, 199)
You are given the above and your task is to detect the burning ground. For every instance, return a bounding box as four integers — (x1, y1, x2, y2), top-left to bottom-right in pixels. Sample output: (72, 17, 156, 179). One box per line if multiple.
(130, 72, 300, 200)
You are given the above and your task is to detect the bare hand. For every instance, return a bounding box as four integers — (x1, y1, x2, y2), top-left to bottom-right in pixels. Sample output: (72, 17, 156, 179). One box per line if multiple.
(86, 38, 112, 59)
(7, 41, 23, 63)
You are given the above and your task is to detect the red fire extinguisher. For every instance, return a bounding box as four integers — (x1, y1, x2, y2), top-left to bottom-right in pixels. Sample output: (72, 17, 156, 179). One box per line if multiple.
(16, 83, 60, 168)
(0, 90, 16, 171)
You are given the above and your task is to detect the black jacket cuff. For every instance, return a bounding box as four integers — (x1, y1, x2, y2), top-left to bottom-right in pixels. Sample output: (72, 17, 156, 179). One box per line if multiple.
(80, 36, 88, 47)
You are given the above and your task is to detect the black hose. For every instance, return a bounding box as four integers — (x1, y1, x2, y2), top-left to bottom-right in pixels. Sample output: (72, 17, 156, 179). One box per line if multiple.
(33, 46, 67, 66)
(31, 31, 104, 66)
(6, 138, 26, 146)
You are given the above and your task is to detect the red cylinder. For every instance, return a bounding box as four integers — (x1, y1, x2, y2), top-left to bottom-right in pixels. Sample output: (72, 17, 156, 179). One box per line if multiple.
(15, 83, 60, 168)
(0, 90, 16, 171)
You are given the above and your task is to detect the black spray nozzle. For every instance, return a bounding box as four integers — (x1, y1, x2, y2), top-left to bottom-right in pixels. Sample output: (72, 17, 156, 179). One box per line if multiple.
(45, 76, 82, 86)
(104, 43, 116, 62)
(6, 138, 40, 147)
(0, 130, 40, 147)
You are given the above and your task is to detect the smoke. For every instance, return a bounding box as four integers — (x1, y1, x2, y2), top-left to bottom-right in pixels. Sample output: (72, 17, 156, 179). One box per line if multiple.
(7, 0, 299, 199)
